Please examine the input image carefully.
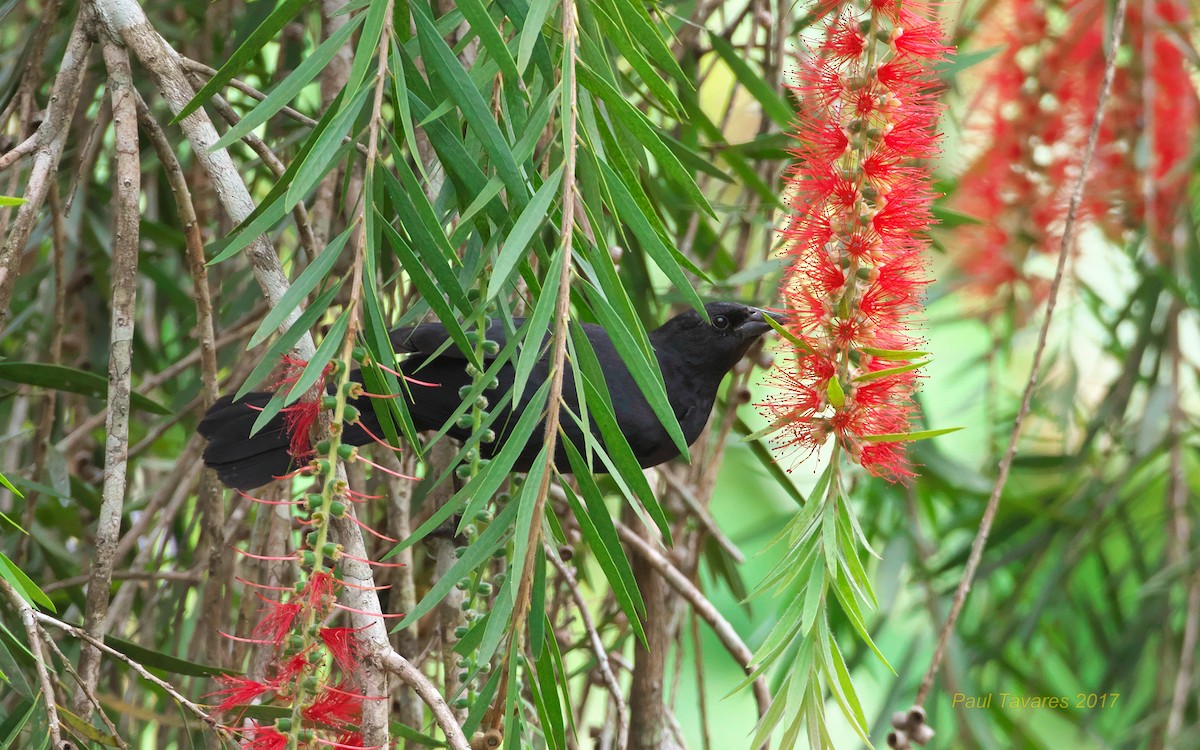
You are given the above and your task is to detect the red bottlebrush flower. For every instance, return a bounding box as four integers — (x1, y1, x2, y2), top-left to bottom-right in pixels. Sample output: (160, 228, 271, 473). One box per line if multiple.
(763, 0, 943, 479)
(282, 400, 321, 461)
(302, 684, 364, 727)
(239, 723, 289, 750)
(252, 595, 304, 645)
(271, 649, 313, 688)
(303, 571, 342, 612)
(327, 733, 378, 750)
(270, 355, 334, 461)
(320, 627, 368, 674)
(951, 0, 1198, 306)
(205, 675, 273, 713)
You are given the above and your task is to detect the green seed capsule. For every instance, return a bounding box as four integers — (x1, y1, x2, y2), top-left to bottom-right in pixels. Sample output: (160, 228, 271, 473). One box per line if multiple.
(457, 414, 475, 429)
(342, 405, 359, 422)
(352, 346, 367, 362)
(337, 443, 355, 461)
(458, 385, 474, 399)
(482, 340, 499, 355)
(455, 464, 473, 479)
(454, 625, 469, 639)
(321, 395, 338, 410)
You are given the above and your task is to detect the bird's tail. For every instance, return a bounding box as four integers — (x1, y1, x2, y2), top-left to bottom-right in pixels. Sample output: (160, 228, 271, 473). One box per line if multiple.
(199, 390, 387, 490)
(198, 393, 298, 491)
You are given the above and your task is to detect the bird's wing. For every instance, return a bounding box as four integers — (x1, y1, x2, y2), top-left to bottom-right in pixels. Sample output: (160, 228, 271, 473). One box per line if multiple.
(388, 318, 527, 361)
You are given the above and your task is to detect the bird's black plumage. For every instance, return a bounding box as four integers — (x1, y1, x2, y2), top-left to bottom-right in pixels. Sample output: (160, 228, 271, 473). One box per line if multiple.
(199, 302, 779, 490)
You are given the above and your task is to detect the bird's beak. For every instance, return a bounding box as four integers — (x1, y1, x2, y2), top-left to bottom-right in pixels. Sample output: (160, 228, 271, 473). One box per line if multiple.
(741, 308, 788, 338)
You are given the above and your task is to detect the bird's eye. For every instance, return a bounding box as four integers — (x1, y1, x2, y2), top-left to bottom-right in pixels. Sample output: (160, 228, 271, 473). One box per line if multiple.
(713, 315, 730, 330)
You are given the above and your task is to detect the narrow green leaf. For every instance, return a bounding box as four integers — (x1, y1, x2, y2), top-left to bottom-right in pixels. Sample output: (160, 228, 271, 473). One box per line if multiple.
(512, 251, 563, 407)
(860, 426, 963, 443)
(799, 559, 825, 636)
(765, 314, 812, 353)
(412, 2, 528, 209)
(859, 346, 930, 360)
(105, 633, 230, 676)
(0, 363, 170, 415)
(0, 554, 54, 612)
(589, 4, 681, 116)
(708, 32, 794, 127)
(826, 376, 845, 408)
(249, 226, 355, 348)
(742, 415, 791, 443)
(0, 471, 23, 499)
(210, 11, 365, 151)
(0, 196, 25, 207)
(510, 447, 550, 610)
(235, 284, 341, 401)
(394, 498, 519, 630)
(559, 459, 647, 630)
(852, 359, 929, 383)
(174, 0, 308, 122)
(595, 160, 707, 314)
(577, 62, 714, 216)
(456, 0, 520, 80)
(571, 325, 676, 541)
(378, 213, 479, 367)
(602, 0, 691, 88)
(58, 706, 121, 747)
(487, 165, 564, 302)
(517, 0, 554, 73)
(581, 286, 688, 459)
(283, 309, 351, 405)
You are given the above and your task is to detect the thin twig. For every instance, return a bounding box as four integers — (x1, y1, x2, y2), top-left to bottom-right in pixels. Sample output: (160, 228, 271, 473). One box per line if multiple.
(495, 0, 580, 732)
(36, 621, 127, 749)
(178, 56, 370, 157)
(76, 38, 142, 710)
(0, 7, 93, 334)
(378, 648, 471, 750)
(91, 0, 317, 361)
(54, 317, 260, 454)
(914, 0, 1129, 706)
(0, 576, 62, 747)
(33, 611, 224, 732)
(546, 545, 629, 750)
(613, 519, 772, 721)
(193, 83, 320, 260)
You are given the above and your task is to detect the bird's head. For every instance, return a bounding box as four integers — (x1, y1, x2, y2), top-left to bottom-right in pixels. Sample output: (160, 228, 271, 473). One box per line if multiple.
(651, 301, 786, 377)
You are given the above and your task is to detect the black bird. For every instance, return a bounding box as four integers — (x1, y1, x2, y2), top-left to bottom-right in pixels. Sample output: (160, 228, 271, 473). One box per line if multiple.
(199, 302, 780, 490)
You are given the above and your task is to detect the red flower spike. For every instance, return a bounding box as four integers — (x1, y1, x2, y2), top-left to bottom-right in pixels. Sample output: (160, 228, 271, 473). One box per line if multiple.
(239, 723, 289, 750)
(303, 684, 364, 727)
(760, 0, 943, 480)
(303, 571, 342, 613)
(320, 627, 369, 674)
(251, 595, 304, 645)
(205, 675, 273, 713)
(271, 650, 313, 687)
(282, 400, 321, 461)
